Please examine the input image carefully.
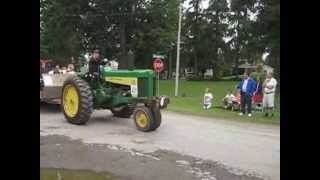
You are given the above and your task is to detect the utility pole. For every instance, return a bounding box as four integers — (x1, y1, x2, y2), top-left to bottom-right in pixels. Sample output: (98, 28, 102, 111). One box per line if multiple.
(175, 2, 182, 97)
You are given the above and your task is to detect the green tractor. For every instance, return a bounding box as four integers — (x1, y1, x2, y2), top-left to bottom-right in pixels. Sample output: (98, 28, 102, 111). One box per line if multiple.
(61, 64, 169, 132)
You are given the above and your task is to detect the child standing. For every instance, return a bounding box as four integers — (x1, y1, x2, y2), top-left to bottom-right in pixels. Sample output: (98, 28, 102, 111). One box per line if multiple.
(203, 88, 213, 109)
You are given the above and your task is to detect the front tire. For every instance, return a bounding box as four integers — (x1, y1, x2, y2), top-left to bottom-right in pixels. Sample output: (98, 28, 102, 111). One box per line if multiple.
(150, 107, 161, 130)
(133, 106, 161, 132)
(61, 76, 93, 125)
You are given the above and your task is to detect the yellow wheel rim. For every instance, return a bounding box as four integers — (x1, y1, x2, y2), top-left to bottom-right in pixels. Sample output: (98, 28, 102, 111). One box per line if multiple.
(135, 111, 149, 128)
(63, 84, 79, 118)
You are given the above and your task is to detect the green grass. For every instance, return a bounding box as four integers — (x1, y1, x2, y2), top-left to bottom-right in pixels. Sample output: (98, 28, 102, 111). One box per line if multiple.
(159, 80, 280, 125)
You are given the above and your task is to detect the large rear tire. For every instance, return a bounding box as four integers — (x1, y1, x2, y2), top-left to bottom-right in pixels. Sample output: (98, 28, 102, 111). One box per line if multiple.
(61, 76, 93, 125)
(133, 106, 161, 132)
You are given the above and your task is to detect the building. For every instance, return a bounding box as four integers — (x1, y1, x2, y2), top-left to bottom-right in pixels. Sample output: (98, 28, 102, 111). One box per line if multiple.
(237, 62, 274, 74)
(261, 64, 274, 74)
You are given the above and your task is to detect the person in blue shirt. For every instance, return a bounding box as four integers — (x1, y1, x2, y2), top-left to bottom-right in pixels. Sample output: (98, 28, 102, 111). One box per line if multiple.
(237, 71, 257, 117)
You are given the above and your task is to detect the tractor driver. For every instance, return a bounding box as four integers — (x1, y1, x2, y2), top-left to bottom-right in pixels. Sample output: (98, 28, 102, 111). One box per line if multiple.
(88, 49, 107, 81)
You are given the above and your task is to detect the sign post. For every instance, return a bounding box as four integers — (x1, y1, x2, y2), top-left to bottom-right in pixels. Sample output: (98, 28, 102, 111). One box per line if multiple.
(153, 58, 164, 96)
(157, 73, 160, 96)
(175, 2, 182, 97)
(152, 54, 165, 59)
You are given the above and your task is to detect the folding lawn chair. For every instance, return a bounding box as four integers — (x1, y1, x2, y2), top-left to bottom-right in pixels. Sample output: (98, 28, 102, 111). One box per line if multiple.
(231, 93, 241, 111)
(252, 94, 263, 112)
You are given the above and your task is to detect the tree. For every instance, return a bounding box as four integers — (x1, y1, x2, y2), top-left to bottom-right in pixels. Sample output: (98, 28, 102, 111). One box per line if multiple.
(204, 0, 229, 79)
(182, 0, 230, 79)
(40, 0, 279, 80)
(40, 0, 49, 58)
(184, 0, 204, 75)
(255, 0, 280, 79)
(77, 0, 179, 69)
(228, 0, 257, 76)
(41, 0, 86, 64)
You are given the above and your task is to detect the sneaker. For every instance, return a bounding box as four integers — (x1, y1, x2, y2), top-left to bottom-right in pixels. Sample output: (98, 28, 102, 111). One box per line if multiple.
(248, 113, 252, 117)
(239, 112, 244, 116)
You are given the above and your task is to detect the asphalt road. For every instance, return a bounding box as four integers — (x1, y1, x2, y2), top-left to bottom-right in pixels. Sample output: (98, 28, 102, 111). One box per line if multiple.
(40, 103, 280, 180)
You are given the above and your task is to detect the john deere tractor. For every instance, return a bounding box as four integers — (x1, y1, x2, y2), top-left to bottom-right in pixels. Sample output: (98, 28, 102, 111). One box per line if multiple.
(61, 65, 169, 132)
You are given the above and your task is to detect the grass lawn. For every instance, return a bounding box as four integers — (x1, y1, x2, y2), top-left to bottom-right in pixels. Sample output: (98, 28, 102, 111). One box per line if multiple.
(159, 80, 280, 125)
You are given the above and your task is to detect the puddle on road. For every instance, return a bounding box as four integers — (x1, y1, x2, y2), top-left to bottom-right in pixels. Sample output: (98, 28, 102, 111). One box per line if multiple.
(44, 126, 61, 129)
(40, 168, 117, 180)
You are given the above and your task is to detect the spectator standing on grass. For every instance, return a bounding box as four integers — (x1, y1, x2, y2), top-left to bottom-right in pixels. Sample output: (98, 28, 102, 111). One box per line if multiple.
(262, 72, 277, 117)
(237, 71, 257, 117)
(203, 88, 213, 110)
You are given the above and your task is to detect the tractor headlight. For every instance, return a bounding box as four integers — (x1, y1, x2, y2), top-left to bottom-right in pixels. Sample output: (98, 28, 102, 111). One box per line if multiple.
(159, 96, 170, 109)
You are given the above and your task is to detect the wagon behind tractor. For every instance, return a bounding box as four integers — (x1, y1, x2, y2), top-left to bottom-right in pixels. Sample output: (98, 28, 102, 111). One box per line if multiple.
(41, 74, 75, 104)
(40, 60, 75, 104)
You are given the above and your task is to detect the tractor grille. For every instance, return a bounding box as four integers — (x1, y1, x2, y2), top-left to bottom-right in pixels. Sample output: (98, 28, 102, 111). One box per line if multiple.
(138, 78, 148, 97)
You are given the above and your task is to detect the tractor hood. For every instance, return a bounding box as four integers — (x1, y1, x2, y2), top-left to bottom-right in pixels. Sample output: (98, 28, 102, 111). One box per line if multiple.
(101, 69, 156, 99)
(101, 69, 155, 78)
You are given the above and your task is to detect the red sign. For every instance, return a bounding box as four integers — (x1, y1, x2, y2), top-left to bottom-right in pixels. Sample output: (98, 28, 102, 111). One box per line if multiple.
(153, 58, 164, 73)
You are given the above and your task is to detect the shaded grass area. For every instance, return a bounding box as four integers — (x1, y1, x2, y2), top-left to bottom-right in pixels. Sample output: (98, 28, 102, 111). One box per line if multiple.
(159, 80, 280, 125)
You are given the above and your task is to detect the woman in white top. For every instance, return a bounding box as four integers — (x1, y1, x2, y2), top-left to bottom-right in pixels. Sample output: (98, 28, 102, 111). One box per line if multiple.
(203, 88, 213, 110)
(262, 72, 277, 117)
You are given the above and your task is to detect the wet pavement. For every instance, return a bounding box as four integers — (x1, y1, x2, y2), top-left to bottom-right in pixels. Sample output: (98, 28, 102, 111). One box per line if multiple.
(41, 168, 117, 180)
(40, 103, 280, 180)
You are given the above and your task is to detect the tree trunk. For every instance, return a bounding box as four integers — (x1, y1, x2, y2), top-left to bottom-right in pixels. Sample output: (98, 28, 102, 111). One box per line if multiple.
(214, 17, 219, 79)
(275, 55, 280, 80)
(235, 48, 240, 78)
(193, 0, 200, 76)
(235, 23, 241, 78)
(119, 20, 128, 69)
(194, 51, 198, 76)
(168, 50, 172, 79)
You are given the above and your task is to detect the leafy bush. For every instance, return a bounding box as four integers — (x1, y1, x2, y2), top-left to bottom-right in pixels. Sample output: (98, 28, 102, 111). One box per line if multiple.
(181, 92, 187, 97)
(220, 72, 266, 82)
(186, 75, 204, 81)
